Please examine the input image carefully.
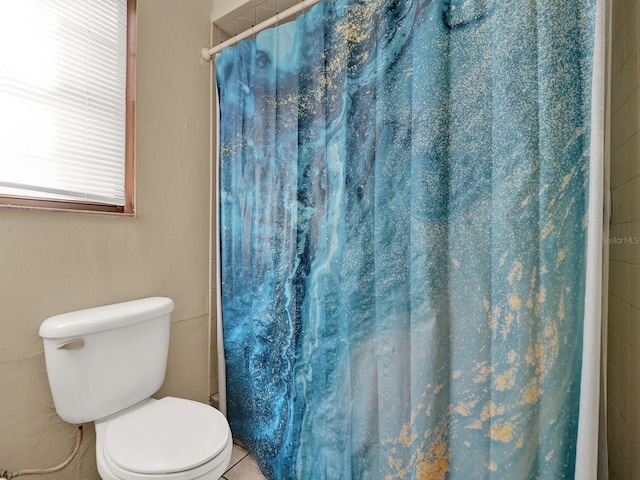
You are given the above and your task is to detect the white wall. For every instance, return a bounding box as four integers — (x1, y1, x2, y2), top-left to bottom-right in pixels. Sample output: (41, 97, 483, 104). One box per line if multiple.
(0, 1, 212, 477)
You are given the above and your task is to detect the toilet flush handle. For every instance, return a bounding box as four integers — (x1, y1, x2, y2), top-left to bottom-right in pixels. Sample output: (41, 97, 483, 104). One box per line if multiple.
(56, 339, 85, 350)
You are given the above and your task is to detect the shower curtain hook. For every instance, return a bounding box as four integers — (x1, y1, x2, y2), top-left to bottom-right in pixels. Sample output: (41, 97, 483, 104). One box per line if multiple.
(253, 6, 257, 39)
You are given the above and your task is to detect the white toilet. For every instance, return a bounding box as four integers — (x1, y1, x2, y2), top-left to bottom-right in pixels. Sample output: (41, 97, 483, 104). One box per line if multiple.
(39, 297, 232, 480)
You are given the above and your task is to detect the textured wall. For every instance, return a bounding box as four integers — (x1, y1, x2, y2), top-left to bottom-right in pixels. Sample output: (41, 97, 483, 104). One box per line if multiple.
(211, 0, 300, 36)
(608, 0, 640, 477)
(0, 0, 212, 477)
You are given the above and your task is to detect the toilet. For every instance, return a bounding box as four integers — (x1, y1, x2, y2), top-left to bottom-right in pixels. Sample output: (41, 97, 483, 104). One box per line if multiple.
(39, 297, 232, 480)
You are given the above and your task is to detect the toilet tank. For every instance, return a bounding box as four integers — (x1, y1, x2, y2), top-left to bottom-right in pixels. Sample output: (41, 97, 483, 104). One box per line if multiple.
(39, 297, 175, 424)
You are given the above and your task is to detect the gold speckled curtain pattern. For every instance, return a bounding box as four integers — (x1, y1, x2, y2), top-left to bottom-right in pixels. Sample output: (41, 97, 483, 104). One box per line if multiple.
(216, 0, 607, 478)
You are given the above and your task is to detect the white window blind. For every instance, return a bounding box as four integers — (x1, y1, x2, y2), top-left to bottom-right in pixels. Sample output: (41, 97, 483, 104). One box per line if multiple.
(0, 0, 128, 207)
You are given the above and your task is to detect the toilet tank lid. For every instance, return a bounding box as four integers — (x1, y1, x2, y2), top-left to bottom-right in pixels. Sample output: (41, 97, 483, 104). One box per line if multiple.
(39, 297, 175, 339)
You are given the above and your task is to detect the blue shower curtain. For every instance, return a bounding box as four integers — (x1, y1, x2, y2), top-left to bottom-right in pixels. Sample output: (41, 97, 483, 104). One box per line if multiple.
(216, 0, 600, 478)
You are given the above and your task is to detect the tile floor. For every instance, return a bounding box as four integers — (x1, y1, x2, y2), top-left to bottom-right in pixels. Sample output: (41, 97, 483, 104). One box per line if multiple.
(223, 443, 267, 480)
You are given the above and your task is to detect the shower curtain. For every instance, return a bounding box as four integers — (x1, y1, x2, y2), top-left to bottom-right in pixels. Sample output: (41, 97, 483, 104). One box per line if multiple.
(216, 0, 606, 478)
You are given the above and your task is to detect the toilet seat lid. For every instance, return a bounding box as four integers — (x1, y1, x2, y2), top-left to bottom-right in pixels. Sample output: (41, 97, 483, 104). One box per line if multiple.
(105, 397, 230, 474)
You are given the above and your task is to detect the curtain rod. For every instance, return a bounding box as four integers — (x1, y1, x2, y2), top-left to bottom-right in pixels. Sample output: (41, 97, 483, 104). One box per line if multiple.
(201, 0, 325, 61)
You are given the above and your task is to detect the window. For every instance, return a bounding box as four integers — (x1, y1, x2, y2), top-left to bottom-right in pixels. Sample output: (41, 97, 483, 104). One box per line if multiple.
(0, 0, 136, 214)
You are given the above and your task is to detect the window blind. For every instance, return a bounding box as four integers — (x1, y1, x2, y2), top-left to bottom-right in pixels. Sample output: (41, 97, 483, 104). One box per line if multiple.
(0, 0, 128, 206)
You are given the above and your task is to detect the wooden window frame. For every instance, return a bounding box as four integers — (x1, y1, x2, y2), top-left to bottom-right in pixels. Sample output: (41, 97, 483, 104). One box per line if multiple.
(0, 0, 137, 215)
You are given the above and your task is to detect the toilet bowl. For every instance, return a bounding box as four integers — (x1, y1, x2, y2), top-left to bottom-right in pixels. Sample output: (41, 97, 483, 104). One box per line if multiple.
(95, 398, 233, 480)
(39, 297, 232, 480)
